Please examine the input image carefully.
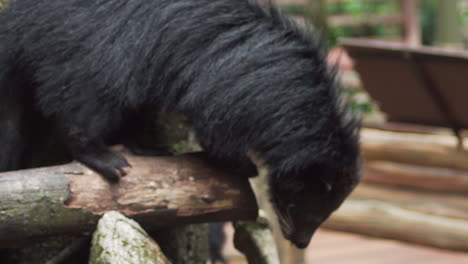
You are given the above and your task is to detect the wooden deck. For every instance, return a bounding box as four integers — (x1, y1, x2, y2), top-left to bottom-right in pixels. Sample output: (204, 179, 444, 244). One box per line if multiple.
(223, 227, 468, 264)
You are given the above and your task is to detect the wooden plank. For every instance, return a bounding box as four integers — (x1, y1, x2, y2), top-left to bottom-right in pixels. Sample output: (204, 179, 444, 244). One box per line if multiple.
(323, 199, 468, 252)
(364, 161, 468, 194)
(361, 128, 468, 171)
(307, 230, 468, 264)
(329, 14, 403, 26)
(351, 183, 468, 220)
(224, 228, 468, 263)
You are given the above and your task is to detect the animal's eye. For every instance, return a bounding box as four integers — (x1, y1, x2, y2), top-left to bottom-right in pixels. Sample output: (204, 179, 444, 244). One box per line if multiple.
(287, 204, 296, 215)
(318, 177, 332, 193)
(317, 172, 334, 193)
(305, 214, 321, 223)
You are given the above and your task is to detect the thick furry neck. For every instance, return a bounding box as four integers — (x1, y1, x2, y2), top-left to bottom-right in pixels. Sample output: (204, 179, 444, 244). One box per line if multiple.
(157, 0, 361, 169)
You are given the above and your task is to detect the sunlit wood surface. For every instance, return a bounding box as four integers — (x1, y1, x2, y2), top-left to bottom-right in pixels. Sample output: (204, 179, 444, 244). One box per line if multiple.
(223, 226, 468, 264)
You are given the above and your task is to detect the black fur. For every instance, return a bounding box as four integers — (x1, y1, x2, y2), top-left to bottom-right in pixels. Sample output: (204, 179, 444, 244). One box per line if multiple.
(0, 0, 361, 248)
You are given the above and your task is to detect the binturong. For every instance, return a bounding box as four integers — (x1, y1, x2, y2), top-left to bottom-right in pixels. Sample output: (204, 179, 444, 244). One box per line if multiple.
(0, 0, 361, 248)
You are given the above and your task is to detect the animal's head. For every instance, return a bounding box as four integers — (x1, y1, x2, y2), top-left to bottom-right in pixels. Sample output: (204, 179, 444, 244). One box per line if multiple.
(269, 159, 360, 249)
(264, 52, 362, 248)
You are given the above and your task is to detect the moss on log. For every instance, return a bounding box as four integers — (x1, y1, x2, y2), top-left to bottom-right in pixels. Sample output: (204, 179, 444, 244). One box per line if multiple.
(90, 211, 171, 264)
(0, 152, 258, 247)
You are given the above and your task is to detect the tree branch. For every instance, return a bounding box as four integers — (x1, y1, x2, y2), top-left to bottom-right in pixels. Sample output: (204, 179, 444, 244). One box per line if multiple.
(0, 152, 258, 247)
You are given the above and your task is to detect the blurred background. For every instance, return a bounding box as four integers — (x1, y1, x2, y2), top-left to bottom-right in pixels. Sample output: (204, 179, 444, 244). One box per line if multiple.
(279, 0, 468, 48)
(222, 1, 468, 263)
(1, 0, 467, 263)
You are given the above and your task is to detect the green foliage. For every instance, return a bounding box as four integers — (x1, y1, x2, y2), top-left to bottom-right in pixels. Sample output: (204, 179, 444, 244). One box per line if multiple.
(420, 0, 437, 45)
(343, 88, 373, 114)
(328, 24, 401, 47)
(281, 0, 441, 48)
(460, 2, 468, 26)
(0, 0, 9, 10)
(327, 0, 401, 46)
(327, 0, 399, 17)
(282, 1, 402, 47)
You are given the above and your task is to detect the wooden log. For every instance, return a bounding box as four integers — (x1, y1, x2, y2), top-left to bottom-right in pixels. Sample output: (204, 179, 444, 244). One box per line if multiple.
(350, 183, 468, 220)
(323, 199, 468, 252)
(0, 152, 258, 247)
(361, 128, 468, 171)
(364, 161, 468, 194)
(150, 224, 209, 264)
(233, 214, 280, 264)
(364, 122, 449, 134)
(45, 238, 89, 264)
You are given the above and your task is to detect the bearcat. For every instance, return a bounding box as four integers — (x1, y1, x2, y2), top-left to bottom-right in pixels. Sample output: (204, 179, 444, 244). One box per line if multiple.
(0, 0, 361, 248)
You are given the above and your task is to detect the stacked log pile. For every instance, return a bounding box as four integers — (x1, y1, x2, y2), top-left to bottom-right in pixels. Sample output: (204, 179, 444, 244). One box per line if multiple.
(323, 126, 468, 252)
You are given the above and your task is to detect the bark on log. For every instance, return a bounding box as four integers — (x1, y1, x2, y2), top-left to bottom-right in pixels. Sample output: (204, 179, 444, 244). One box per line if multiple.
(364, 161, 468, 194)
(361, 128, 468, 171)
(0, 152, 258, 247)
(323, 199, 468, 252)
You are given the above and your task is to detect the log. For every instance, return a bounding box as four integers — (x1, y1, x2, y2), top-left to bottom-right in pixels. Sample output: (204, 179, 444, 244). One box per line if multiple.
(361, 128, 468, 171)
(233, 213, 280, 264)
(323, 199, 468, 252)
(45, 238, 89, 264)
(364, 121, 450, 134)
(89, 211, 171, 264)
(1, 236, 90, 264)
(0, 152, 258, 247)
(364, 161, 468, 194)
(350, 183, 468, 220)
(150, 224, 209, 264)
(332, 127, 468, 252)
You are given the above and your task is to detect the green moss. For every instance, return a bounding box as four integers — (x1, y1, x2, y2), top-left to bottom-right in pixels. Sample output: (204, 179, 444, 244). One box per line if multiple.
(0, 0, 8, 10)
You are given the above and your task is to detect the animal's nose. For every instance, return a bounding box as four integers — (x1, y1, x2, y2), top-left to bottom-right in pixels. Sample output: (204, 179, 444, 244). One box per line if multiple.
(290, 227, 318, 249)
(295, 240, 309, 249)
(291, 233, 313, 249)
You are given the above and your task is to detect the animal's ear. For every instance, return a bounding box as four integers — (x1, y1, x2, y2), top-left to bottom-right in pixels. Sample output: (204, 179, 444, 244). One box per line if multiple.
(319, 176, 333, 192)
(305, 163, 334, 192)
(317, 164, 336, 192)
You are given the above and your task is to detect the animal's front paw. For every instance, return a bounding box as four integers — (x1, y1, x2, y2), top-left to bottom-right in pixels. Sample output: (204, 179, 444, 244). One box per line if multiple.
(77, 149, 131, 182)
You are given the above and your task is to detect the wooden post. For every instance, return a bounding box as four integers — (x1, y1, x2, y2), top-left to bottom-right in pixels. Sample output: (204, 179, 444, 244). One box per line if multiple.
(401, 0, 421, 46)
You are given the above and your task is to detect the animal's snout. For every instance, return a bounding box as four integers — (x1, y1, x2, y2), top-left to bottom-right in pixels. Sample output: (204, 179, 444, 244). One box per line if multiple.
(289, 226, 319, 249)
(294, 240, 310, 249)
